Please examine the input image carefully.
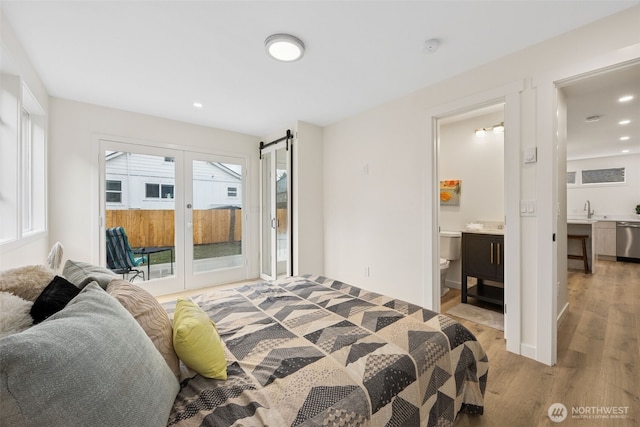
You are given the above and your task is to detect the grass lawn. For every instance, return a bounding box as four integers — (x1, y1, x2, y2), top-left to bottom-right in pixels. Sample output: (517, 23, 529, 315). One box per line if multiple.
(142, 242, 241, 265)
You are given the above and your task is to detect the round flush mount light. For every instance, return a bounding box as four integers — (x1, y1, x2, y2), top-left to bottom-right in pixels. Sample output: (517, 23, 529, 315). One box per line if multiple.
(265, 33, 305, 62)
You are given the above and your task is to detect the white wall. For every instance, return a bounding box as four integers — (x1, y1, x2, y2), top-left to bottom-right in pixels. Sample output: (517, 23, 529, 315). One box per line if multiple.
(439, 111, 505, 231)
(439, 110, 505, 288)
(567, 154, 640, 217)
(294, 121, 324, 276)
(323, 6, 640, 364)
(48, 98, 260, 278)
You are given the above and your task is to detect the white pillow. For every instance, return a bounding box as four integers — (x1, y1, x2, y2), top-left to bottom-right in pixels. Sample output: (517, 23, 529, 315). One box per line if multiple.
(0, 292, 33, 339)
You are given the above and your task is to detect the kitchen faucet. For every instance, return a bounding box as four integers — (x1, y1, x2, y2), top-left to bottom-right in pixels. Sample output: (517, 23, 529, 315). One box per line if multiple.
(584, 200, 594, 219)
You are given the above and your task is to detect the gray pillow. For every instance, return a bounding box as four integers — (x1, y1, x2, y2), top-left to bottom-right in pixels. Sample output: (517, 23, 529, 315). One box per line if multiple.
(61, 259, 117, 289)
(0, 283, 179, 427)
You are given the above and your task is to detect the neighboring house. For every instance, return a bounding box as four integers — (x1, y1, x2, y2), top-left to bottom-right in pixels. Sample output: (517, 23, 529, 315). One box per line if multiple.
(105, 152, 242, 210)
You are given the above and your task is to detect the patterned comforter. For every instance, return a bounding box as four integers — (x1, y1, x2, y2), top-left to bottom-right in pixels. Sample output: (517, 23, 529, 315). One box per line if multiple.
(163, 275, 488, 426)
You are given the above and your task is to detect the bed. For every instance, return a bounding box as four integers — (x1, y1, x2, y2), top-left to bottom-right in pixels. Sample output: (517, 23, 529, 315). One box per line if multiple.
(163, 275, 488, 426)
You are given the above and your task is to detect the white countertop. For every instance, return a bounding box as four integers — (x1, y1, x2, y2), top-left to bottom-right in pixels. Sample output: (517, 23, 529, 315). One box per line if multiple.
(568, 215, 640, 223)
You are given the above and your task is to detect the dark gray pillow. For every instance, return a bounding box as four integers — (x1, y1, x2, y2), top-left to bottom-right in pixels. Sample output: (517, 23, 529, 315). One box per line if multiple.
(30, 275, 81, 324)
(0, 283, 179, 427)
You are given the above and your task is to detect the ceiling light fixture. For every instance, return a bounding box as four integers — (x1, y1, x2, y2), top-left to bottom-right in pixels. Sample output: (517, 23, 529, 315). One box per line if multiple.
(265, 33, 305, 62)
(622, 149, 630, 153)
(620, 136, 630, 141)
(619, 119, 631, 125)
(192, 102, 203, 108)
(618, 95, 634, 103)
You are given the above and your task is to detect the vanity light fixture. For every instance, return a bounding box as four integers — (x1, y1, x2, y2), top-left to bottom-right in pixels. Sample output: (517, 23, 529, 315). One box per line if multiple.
(265, 33, 305, 62)
(618, 94, 634, 103)
(475, 122, 504, 136)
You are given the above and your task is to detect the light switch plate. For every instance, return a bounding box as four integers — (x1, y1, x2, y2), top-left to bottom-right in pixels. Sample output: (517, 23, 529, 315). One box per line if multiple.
(524, 147, 537, 164)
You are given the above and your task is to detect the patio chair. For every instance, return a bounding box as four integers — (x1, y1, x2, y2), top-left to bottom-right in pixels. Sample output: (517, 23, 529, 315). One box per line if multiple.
(105, 227, 147, 281)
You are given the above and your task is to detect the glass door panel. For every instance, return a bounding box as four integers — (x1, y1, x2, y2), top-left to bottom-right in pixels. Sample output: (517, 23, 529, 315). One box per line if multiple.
(100, 141, 183, 296)
(185, 152, 246, 289)
(261, 151, 275, 278)
(276, 147, 289, 276)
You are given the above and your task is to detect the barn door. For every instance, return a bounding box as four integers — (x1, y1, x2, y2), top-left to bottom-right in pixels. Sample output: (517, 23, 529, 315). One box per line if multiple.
(260, 139, 291, 280)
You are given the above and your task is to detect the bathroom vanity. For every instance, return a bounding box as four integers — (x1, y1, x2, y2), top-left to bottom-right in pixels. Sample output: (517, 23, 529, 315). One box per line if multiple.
(461, 231, 504, 307)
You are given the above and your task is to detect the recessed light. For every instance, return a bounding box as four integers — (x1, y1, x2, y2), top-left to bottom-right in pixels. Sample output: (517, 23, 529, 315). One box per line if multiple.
(620, 136, 630, 141)
(193, 102, 203, 108)
(265, 34, 305, 62)
(619, 119, 631, 125)
(618, 95, 634, 103)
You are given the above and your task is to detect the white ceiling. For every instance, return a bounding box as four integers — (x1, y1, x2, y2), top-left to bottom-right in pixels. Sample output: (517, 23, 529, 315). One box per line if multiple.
(2, 0, 638, 143)
(563, 63, 640, 160)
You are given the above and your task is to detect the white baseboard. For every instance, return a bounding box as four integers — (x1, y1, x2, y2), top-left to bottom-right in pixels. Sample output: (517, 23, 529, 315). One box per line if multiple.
(520, 343, 537, 360)
(557, 302, 570, 326)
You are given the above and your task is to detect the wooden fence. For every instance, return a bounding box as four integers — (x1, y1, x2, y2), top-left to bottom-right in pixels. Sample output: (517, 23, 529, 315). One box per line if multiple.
(106, 209, 242, 248)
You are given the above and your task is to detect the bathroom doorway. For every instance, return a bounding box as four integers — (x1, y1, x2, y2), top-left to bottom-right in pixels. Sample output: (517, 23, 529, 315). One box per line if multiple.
(437, 104, 506, 332)
(426, 80, 523, 355)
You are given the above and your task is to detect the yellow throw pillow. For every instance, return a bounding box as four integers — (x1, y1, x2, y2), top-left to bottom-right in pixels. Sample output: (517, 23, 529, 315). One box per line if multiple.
(172, 298, 227, 380)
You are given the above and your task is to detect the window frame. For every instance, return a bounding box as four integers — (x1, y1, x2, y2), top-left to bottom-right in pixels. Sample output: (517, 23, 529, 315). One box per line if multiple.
(1, 80, 47, 248)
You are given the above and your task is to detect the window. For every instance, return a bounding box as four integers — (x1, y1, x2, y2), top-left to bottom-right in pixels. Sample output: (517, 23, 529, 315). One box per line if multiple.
(106, 180, 122, 203)
(227, 186, 238, 197)
(1, 80, 46, 246)
(581, 167, 625, 185)
(566, 171, 576, 185)
(146, 183, 174, 199)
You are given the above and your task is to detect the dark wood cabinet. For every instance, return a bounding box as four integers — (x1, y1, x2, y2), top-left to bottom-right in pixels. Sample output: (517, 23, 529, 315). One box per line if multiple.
(461, 232, 504, 307)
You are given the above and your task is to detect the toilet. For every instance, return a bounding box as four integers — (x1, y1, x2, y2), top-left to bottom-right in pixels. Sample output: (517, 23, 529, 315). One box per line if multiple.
(439, 231, 462, 296)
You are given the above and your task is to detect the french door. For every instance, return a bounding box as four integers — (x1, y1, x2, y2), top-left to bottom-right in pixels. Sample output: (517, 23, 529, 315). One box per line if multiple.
(260, 140, 291, 280)
(99, 140, 247, 295)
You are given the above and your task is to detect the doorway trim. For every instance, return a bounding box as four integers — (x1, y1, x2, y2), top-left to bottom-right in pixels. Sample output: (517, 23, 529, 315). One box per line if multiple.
(425, 79, 524, 355)
(532, 42, 640, 365)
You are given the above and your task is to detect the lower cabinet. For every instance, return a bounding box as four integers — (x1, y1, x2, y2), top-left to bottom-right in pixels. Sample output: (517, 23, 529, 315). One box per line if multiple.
(461, 232, 504, 307)
(594, 221, 616, 257)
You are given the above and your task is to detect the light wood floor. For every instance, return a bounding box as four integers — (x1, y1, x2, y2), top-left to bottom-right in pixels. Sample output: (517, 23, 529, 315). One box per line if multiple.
(442, 260, 640, 426)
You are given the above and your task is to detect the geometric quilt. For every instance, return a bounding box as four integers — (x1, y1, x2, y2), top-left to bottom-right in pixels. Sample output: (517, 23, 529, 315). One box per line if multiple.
(163, 275, 488, 427)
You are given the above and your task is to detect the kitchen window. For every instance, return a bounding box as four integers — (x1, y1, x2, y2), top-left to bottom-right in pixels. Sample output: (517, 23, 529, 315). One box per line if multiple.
(581, 167, 625, 185)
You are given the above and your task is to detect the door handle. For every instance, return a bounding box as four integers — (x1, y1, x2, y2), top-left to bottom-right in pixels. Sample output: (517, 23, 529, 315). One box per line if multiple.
(490, 243, 494, 264)
(497, 243, 501, 265)
(271, 218, 277, 229)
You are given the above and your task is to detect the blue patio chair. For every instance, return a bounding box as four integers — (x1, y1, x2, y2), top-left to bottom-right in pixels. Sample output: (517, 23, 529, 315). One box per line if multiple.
(105, 227, 147, 281)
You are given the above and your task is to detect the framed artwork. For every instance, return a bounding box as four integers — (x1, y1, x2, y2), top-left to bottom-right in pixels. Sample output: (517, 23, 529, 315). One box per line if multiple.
(440, 180, 461, 206)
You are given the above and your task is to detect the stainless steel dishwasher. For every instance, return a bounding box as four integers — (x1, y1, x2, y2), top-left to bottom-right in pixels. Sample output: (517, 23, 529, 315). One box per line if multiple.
(617, 222, 640, 262)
